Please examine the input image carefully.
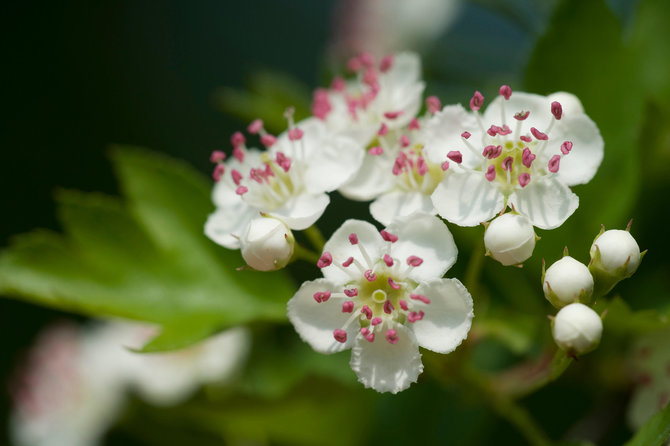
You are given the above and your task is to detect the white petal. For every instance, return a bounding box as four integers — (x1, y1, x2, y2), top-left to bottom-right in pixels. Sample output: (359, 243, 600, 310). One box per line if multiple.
(269, 193, 329, 230)
(204, 205, 257, 249)
(338, 153, 396, 201)
(287, 279, 357, 354)
(303, 134, 364, 193)
(509, 175, 579, 230)
(384, 52, 422, 86)
(544, 114, 604, 186)
(350, 324, 423, 394)
(410, 278, 474, 353)
(483, 92, 549, 132)
(320, 219, 384, 284)
(431, 170, 504, 226)
(422, 104, 480, 167)
(547, 91, 584, 115)
(369, 190, 435, 226)
(386, 213, 457, 281)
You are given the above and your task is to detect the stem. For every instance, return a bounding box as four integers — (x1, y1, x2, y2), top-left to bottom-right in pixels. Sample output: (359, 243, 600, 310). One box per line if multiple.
(291, 243, 320, 264)
(303, 225, 326, 252)
(464, 237, 485, 292)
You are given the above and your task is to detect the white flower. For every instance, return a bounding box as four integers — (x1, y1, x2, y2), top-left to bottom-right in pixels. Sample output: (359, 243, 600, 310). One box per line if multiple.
(552, 303, 602, 355)
(483, 213, 536, 266)
(428, 87, 604, 229)
(311, 52, 426, 200)
(590, 228, 642, 278)
(240, 216, 294, 271)
(543, 255, 594, 308)
(287, 213, 473, 393)
(10, 323, 127, 446)
(205, 117, 363, 249)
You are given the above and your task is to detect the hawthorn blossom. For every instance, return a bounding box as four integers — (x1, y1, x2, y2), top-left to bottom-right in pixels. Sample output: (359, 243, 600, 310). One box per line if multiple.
(205, 117, 362, 249)
(287, 213, 473, 393)
(427, 87, 604, 229)
(311, 52, 426, 200)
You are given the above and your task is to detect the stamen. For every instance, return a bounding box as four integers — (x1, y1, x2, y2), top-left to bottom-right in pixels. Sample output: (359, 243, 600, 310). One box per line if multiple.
(399, 300, 408, 311)
(469, 91, 484, 112)
(514, 111, 530, 121)
(364, 270, 377, 281)
(530, 127, 548, 141)
(561, 141, 573, 154)
(312, 89, 332, 120)
(548, 155, 561, 173)
(520, 135, 532, 143)
(342, 301, 354, 313)
(485, 165, 496, 182)
(275, 152, 291, 172)
(236, 186, 248, 195)
(247, 119, 263, 134)
(333, 329, 347, 343)
(461, 131, 471, 139)
(388, 278, 401, 290)
(231, 132, 246, 148)
(347, 56, 362, 72)
(383, 300, 395, 314)
(342, 256, 354, 267)
(417, 157, 428, 176)
(359, 52, 375, 69)
(487, 125, 501, 136)
(378, 123, 389, 136)
(447, 151, 463, 164)
(212, 164, 225, 182)
(371, 317, 382, 326)
(551, 101, 563, 120)
(410, 293, 431, 304)
(331, 76, 345, 91)
(288, 128, 304, 141)
(399, 135, 411, 148)
(368, 146, 384, 156)
(361, 305, 373, 320)
(380, 230, 398, 243)
(407, 256, 423, 266)
(441, 161, 450, 171)
(522, 148, 536, 168)
(231, 169, 243, 185)
(379, 54, 394, 72)
(499, 85, 512, 100)
(344, 288, 358, 297)
(518, 173, 531, 187)
(361, 327, 375, 342)
(385, 329, 399, 344)
(384, 110, 403, 120)
(313, 291, 331, 303)
(502, 156, 513, 171)
(349, 233, 359, 245)
(408, 311, 425, 322)
(408, 118, 420, 130)
(383, 254, 394, 267)
(260, 134, 277, 147)
(317, 252, 333, 268)
(426, 96, 441, 114)
(210, 150, 225, 163)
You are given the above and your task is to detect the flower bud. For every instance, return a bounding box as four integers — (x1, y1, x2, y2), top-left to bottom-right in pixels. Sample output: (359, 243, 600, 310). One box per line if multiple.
(589, 227, 643, 296)
(484, 213, 536, 266)
(543, 256, 594, 309)
(240, 217, 294, 271)
(552, 303, 603, 355)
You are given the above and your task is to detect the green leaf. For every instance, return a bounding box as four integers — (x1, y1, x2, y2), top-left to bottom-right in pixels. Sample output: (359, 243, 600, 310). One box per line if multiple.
(625, 403, 670, 446)
(525, 0, 643, 255)
(602, 297, 670, 337)
(0, 148, 296, 350)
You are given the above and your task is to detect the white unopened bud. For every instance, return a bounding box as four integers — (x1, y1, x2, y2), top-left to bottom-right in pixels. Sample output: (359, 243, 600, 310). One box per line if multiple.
(240, 217, 294, 271)
(543, 256, 594, 309)
(484, 213, 536, 266)
(552, 303, 603, 355)
(589, 227, 644, 296)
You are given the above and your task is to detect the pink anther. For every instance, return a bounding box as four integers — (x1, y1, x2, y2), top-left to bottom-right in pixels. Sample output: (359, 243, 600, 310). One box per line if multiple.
(499, 125, 512, 136)
(349, 233, 359, 245)
(548, 155, 561, 173)
(380, 230, 398, 243)
(514, 110, 530, 121)
(275, 152, 291, 172)
(485, 165, 496, 182)
(447, 151, 463, 164)
(361, 305, 373, 320)
(417, 157, 428, 176)
(487, 125, 501, 137)
(359, 52, 375, 69)
(342, 256, 354, 267)
(551, 101, 563, 120)
(247, 119, 263, 134)
(383, 254, 394, 267)
(379, 54, 394, 72)
(362, 68, 378, 87)
(561, 141, 573, 154)
(210, 150, 226, 163)
(288, 128, 304, 141)
(235, 185, 248, 195)
(408, 118, 420, 130)
(407, 255, 423, 267)
(371, 317, 382, 326)
(385, 329, 399, 344)
(522, 147, 536, 168)
(333, 329, 347, 343)
(342, 301, 354, 313)
(499, 85, 512, 100)
(347, 56, 362, 72)
(368, 146, 384, 156)
(388, 278, 401, 290)
(260, 134, 277, 147)
(502, 156, 513, 171)
(317, 252, 333, 268)
(530, 127, 548, 141)
(520, 135, 532, 143)
(400, 134, 411, 148)
(518, 173, 531, 187)
(212, 164, 225, 182)
(364, 332, 375, 342)
(399, 300, 408, 311)
(408, 311, 425, 322)
(364, 270, 377, 281)
(441, 161, 450, 171)
(312, 89, 332, 120)
(231, 169, 243, 185)
(461, 131, 471, 139)
(344, 288, 358, 297)
(470, 91, 484, 111)
(378, 123, 389, 136)
(426, 96, 441, 114)
(313, 291, 331, 303)
(383, 300, 395, 314)
(331, 76, 345, 92)
(410, 293, 431, 304)
(230, 131, 246, 148)
(384, 110, 403, 120)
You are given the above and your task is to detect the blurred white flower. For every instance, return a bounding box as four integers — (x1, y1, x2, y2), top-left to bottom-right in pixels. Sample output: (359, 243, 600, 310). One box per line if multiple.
(287, 213, 473, 393)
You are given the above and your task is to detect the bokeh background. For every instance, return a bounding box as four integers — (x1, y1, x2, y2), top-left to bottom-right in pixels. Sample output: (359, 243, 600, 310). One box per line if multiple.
(2, 0, 669, 444)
